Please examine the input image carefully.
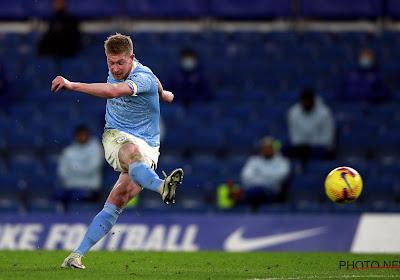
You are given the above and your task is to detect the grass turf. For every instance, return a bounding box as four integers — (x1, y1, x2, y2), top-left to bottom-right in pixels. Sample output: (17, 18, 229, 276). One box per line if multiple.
(0, 251, 399, 280)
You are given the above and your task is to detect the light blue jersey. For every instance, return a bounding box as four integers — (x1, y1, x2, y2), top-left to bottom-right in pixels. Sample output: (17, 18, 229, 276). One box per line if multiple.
(105, 59, 160, 147)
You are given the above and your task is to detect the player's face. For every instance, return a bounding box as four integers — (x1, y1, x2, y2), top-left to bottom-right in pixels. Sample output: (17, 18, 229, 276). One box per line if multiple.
(107, 52, 134, 80)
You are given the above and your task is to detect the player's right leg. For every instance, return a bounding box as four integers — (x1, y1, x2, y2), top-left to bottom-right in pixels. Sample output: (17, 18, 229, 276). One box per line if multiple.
(61, 173, 141, 269)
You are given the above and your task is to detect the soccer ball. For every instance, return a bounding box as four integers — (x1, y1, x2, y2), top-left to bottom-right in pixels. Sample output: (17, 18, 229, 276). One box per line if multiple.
(324, 166, 363, 204)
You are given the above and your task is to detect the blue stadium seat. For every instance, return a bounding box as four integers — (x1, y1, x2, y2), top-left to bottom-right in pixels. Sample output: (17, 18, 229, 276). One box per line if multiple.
(162, 133, 189, 153)
(0, 0, 28, 20)
(10, 155, 45, 179)
(25, 58, 57, 82)
(137, 192, 176, 214)
(160, 103, 185, 123)
(329, 202, 368, 214)
(186, 103, 221, 123)
(223, 129, 258, 155)
(371, 201, 398, 214)
(44, 128, 74, 151)
(215, 204, 252, 214)
(191, 157, 222, 181)
(364, 175, 396, 193)
(67, 202, 103, 215)
(306, 160, 341, 177)
(300, 0, 381, 19)
(0, 174, 20, 200)
(68, 0, 119, 19)
(191, 127, 224, 152)
(125, 0, 207, 18)
(180, 171, 213, 191)
(157, 156, 188, 176)
(258, 203, 292, 214)
(337, 127, 374, 149)
(10, 104, 42, 124)
(0, 159, 8, 175)
(30, 0, 53, 19)
(9, 124, 44, 149)
(29, 198, 59, 213)
(222, 156, 246, 183)
(376, 130, 400, 154)
(209, 0, 291, 19)
(209, 118, 240, 137)
(379, 160, 400, 177)
(292, 200, 328, 214)
(288, 174, 326, 206)
(387, 0, 400, 18)
(0, 198, 24, 213)
(221, 104, 256, 120)
(176, 191, 210, 213)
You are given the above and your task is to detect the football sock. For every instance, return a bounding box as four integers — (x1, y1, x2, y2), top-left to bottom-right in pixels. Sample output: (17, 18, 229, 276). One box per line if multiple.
(128, 161, 163, 193)
(73, 202, 121, 256)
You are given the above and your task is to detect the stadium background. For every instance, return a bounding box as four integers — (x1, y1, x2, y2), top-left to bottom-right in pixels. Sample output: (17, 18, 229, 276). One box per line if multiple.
(0, 0, 400, 239)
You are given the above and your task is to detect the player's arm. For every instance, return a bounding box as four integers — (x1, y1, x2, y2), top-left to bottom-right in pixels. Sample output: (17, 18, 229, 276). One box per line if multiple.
(156, 76, 174, 104)
(51, 76, 132, 99)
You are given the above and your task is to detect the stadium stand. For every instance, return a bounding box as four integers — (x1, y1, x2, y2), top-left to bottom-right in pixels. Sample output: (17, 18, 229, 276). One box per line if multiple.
(1, 0, 400, 214)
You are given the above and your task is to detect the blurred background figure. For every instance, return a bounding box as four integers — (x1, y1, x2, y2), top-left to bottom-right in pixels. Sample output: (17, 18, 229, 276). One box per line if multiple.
(0, 61, 11, 107)
(56, 125, 103, 211)
(216, 179, 241, 210)
(37, 0, 81, 58)
(167, 48, 214, 107)
(337, 48, 391, 104)
(286, 88, 335, 169)
(240, 137, 291, 213)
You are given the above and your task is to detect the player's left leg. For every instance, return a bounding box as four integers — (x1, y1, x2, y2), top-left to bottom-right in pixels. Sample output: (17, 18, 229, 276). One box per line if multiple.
(118, 143, 184, 204)
(61, 173, 141, 269)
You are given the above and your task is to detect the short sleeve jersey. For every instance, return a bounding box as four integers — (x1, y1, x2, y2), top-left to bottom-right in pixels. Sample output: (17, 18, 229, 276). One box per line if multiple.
(105, 59, 160, 147)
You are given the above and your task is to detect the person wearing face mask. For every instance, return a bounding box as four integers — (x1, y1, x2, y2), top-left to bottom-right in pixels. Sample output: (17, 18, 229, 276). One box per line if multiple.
(286, 88, 335, 169)
(37, 0, 81, 58)
(56, 125, 104, 211)
(240, 136, 291, 212)
(167, 48, 214, 107)
(337, 48, 391, 104)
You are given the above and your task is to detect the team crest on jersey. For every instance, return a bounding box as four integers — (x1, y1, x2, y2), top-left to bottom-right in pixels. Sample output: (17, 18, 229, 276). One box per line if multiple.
(116, 136, 128, 144)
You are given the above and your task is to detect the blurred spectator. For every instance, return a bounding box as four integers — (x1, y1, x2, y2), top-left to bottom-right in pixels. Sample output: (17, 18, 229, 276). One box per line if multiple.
(286, 88, 335, 168)
(240, 137, 291, 212)
(37, 0, 81, 58)
(167, 48, 214, 107)
(56, 125, 103, 211)
(216, 179, 241, 210)
(337, 48, 391, 104)
(0, 61, 11, 107)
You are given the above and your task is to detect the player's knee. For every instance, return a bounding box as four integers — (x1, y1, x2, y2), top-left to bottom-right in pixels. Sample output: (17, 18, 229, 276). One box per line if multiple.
(118, 143, 145, 171)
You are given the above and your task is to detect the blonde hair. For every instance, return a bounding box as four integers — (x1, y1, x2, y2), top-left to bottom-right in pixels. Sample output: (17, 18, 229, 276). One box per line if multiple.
(104, 33, 133, 56)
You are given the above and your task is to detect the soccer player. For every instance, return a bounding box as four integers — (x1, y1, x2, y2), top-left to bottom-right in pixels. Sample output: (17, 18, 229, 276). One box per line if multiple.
(51, 33, 184, 269)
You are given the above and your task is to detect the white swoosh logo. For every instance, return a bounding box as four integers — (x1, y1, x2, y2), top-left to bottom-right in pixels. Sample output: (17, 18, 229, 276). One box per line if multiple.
(224, 226, 327, 252)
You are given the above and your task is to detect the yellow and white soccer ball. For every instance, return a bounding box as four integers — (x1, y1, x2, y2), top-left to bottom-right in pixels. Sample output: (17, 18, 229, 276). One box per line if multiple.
(324, 166, 363, 204)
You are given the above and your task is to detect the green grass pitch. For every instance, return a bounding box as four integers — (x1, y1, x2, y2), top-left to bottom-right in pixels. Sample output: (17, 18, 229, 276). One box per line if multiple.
(0, 251, 399, 279)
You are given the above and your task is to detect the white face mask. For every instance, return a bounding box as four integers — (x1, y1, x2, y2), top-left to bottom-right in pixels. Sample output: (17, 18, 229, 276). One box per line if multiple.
(181, 58, 197, 71)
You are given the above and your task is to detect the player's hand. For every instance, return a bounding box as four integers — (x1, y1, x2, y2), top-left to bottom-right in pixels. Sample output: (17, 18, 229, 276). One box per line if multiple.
(161, 90, 174, 104)
(51, 76, 73, 92)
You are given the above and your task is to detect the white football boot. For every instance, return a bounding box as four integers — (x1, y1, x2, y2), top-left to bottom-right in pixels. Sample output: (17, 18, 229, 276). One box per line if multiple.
(159, 168, 184, 204)
(61, 253, 86, 269)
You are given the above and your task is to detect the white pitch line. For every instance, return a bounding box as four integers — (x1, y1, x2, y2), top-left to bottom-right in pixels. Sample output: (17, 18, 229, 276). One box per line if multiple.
(252, 275, 399, 280)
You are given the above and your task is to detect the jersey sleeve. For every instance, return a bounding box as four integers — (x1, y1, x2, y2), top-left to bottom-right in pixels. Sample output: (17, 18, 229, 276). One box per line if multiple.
(125, 73, 152, 96)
